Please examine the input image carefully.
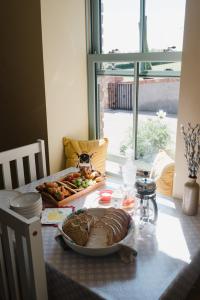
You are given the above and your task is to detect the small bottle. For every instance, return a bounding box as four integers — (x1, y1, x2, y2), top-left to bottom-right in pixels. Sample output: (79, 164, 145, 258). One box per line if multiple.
(122, 149, 137, 188)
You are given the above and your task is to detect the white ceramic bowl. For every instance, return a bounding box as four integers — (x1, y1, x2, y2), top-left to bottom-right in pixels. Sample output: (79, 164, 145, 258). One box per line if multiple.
(11, 201, 42, 212)
(10, 192, 42, 209)
(0, 190, 22, 208)
(58, 207, 134, 257)
(10, 192, 42, 219)
(12, 202, 43, 212)
(18, 210, 42, 219)
(11, 204, 42, 219)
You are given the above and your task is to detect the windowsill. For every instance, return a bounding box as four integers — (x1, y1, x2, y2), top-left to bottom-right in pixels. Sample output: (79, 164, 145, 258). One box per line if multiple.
(106, 155, 152, 177)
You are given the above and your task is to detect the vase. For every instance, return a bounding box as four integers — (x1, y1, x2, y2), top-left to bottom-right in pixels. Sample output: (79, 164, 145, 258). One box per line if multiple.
(182, 178, 199, 216)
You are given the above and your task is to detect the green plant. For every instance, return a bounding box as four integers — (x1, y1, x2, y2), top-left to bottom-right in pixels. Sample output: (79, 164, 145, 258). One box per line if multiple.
(120, 117, 171, 159)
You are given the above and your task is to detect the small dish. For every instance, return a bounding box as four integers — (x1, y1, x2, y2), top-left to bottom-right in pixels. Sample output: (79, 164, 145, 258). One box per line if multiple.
(0, 190, 21, 208)
(12, 201, 42, 212)
(10, 192, 42, 219)
(99, 190, 113, 204)
(10, 192, 41, 209)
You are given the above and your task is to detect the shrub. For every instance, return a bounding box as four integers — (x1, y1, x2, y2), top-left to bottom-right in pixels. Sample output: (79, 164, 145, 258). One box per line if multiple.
(120, 117, 171, 159)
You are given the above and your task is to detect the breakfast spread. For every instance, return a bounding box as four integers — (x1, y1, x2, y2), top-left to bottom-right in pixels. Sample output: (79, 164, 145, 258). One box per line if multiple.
(36, 167, 105, 205)
(62, 208, 131, 247)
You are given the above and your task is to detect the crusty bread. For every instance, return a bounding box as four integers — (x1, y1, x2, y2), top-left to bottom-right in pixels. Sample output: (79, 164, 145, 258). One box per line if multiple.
(100, 217, 122, 242)
(94, 220, 117, 245)
(62, 211, 94, 246)
(106, 211, 129, 239)
(107, 208, 130, 226)
(62, 208, 130, 247)
(87, 224, 114, 247)
(62, 221, 89, 246)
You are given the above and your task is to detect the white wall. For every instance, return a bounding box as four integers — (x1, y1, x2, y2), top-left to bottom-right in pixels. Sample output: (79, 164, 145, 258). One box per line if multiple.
(173, 0, 200, 199)
(40, 0, 88, 173)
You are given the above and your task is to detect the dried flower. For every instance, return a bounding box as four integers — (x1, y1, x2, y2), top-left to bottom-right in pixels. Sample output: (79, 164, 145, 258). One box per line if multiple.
(181, 123, 200, 178)
(156, 109, 166, 119)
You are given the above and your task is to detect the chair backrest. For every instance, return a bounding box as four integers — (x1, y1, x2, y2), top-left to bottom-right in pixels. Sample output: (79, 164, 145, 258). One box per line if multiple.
(0, 206, 48, 300)
(0, 139, 47, 189)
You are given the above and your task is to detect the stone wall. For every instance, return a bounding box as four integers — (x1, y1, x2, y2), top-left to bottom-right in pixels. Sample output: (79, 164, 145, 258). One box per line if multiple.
(98, 76, 180, 115)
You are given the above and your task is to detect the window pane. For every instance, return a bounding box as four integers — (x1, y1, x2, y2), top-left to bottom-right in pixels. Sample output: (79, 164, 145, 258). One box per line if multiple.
(149, 62, 181, 72)
(101, 0, 140, 53)
(136, 73, 180, 167)
(146, 0, 186, 52)
(97, 64, 135, 156)
(97, 61, 135, 76)
(140, 61, 182, 77)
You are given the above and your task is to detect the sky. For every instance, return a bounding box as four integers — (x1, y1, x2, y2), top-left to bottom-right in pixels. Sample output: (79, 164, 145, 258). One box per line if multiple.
(102, 0, 186, 53)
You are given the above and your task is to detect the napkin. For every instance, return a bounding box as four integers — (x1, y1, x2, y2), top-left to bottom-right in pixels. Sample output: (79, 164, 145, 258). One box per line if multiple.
(41, 207, 74, 225)
(118, 226, 138, 263)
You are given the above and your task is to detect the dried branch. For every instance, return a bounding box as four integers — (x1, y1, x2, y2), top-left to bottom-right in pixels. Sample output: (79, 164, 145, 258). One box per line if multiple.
(181, 123, 200, 178)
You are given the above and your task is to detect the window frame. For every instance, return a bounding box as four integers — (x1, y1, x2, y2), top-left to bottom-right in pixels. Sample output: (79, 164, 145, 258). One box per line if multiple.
(86, 0, 183, 165)
(88, 52, 182, 137)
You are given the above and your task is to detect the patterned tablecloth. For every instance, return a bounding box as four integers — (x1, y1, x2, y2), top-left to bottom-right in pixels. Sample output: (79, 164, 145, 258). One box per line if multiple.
(17, 168, 200, 300)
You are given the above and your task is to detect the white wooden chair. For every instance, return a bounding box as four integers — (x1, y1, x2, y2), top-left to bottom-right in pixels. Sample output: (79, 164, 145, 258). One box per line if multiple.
(0, 206, 48, 300)
(0, 139, 47, 189)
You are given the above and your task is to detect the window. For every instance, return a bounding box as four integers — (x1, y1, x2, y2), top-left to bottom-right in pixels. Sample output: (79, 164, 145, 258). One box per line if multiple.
(87, 0, 186, 174)
(96, 63, 135, 156)
(136, 74, 180, 162)
(146, 0, 186, 52)
(101, 0, 140, 53)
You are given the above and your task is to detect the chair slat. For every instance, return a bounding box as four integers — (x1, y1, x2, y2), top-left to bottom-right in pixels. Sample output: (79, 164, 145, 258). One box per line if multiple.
(0, 143, 39, 163)
(0, 207, 48, 300)
(1, 225, 21, 300)
(28, 154, 37, 182)
(0, 139, 47, 189)
(26, 222, 48, 300)
(16, 158, 25, 186)
(37, 139, 47, 177)
(0, 236, 10, 300)
(2, 162, 12, 189)
(15, 233, 31, 300)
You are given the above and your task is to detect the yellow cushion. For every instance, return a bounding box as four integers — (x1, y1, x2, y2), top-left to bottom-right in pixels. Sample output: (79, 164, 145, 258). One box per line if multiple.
(63, 137, 108, 174)
(150, 150, 175, 197)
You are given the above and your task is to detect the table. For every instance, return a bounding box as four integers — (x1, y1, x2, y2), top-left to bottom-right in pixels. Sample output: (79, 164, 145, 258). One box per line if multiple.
(17, 168, 200, 300)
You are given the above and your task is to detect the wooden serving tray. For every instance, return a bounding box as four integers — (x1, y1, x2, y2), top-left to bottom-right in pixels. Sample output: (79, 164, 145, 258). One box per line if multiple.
(40, 180, 105, 208)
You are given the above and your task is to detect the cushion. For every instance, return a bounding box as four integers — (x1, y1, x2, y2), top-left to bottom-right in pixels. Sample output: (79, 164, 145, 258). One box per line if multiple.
(150, 150, 175, 197)
(63, 137, 108, 174)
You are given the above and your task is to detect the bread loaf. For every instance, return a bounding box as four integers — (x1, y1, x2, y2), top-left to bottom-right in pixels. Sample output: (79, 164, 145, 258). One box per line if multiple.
(62, 208, 130, 247)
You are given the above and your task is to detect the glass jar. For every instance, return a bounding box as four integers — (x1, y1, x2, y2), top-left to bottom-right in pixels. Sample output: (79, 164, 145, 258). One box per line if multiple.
(122, 149, 137, 188)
